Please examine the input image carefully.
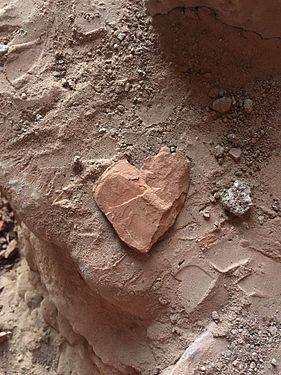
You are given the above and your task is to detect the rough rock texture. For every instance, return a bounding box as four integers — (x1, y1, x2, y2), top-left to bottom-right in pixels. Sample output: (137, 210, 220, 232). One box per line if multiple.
(94, 147, 189, 253)
(145, 0, 281, 38)
(221, 180, 252, 216)
(1, 0, 281, 374)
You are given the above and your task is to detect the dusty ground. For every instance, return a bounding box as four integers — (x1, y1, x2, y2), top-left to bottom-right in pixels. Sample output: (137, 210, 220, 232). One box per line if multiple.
(1, 0, 281, 374)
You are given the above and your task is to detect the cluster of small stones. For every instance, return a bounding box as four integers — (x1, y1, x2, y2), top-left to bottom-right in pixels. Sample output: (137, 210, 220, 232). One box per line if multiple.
(196, 317, 281, 374)
(209, 81, 278, 176)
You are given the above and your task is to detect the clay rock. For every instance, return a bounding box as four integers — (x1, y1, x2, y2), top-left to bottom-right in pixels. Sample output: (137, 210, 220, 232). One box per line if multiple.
(211, 97, 232, 114)
(221, 180, 252, 216)
(94, 147, 189, 253)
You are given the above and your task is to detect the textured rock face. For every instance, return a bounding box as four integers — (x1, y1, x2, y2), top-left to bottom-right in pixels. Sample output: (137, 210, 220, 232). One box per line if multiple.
(145, 0, 281, 38)
(221, 180, 252, 216)
(94, 147, 189, 253)
(211, 97, 232, 114)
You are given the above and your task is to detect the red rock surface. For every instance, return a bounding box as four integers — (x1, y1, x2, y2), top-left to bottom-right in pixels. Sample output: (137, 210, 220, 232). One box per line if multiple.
(94, 147, 190, 253)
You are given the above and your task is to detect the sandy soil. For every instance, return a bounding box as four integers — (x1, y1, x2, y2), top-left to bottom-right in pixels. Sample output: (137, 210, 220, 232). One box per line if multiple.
(1, 0, 281, 374)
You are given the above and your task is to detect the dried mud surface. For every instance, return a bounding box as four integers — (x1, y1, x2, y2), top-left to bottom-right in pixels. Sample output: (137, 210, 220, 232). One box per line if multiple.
(0, 0, 281, 374)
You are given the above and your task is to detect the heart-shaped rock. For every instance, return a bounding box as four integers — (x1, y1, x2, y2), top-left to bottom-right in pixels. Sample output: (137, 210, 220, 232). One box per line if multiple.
(94, 147, 190, 253)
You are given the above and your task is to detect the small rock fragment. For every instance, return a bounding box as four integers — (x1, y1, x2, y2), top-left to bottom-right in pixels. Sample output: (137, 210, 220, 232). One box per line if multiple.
(214, 145, 225, 159)
(117, 32, 126, 42)
(250, 361, 256, 369)
(17, 29, 27, 37)
(257, 215, 265, 225)
(269, 326, 278, 335)
(3, 239, 17, 259)
(94, 147, 190, 253)
(211, 311, 220, 322)
(229, 147, 242, 162)
(25, 290, 43, 309)
(271, 358, 277, 367)
(227, 133, 239, 145)
(170, 145, 177, 154)
(221, 180, 252, 216)
(0, 44, 9, 57)
(203, 211, 210, 220)
(52, 70, 61, 77)
(72, 155, 83, 174)
(35, 113, 44, 121)
(211, 97, 232, 114)
(244, 98, 253, 113)
(0, 331, 10, 344)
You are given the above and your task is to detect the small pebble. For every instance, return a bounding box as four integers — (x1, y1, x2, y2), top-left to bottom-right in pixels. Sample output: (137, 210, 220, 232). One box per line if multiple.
(211, 311, 220, 321)
(170, 146, 177, 154)
(229, 147, 242, 162)
(250, 361, 256, 369)
(244, 98, 253, 113)
(257, 215, 265, 225)
(117, 32, 126, 42)
(0, 44, 9, 56)
(52, 70, 61, 77)
(211, 97, 232, 114)
(35, 113, 44, 121)
(203, 210, 210, 220)
(214, 145, 225, 158)
(72, 155, 83, 174)
(227, 133, 239, 144)
(17, 29, 27, 37)
(271, 358, 277, 367)
(124, 82, 131, 92)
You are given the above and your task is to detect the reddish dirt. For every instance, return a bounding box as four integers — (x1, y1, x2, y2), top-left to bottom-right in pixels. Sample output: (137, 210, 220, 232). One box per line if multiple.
(1, 1, 281, 374)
